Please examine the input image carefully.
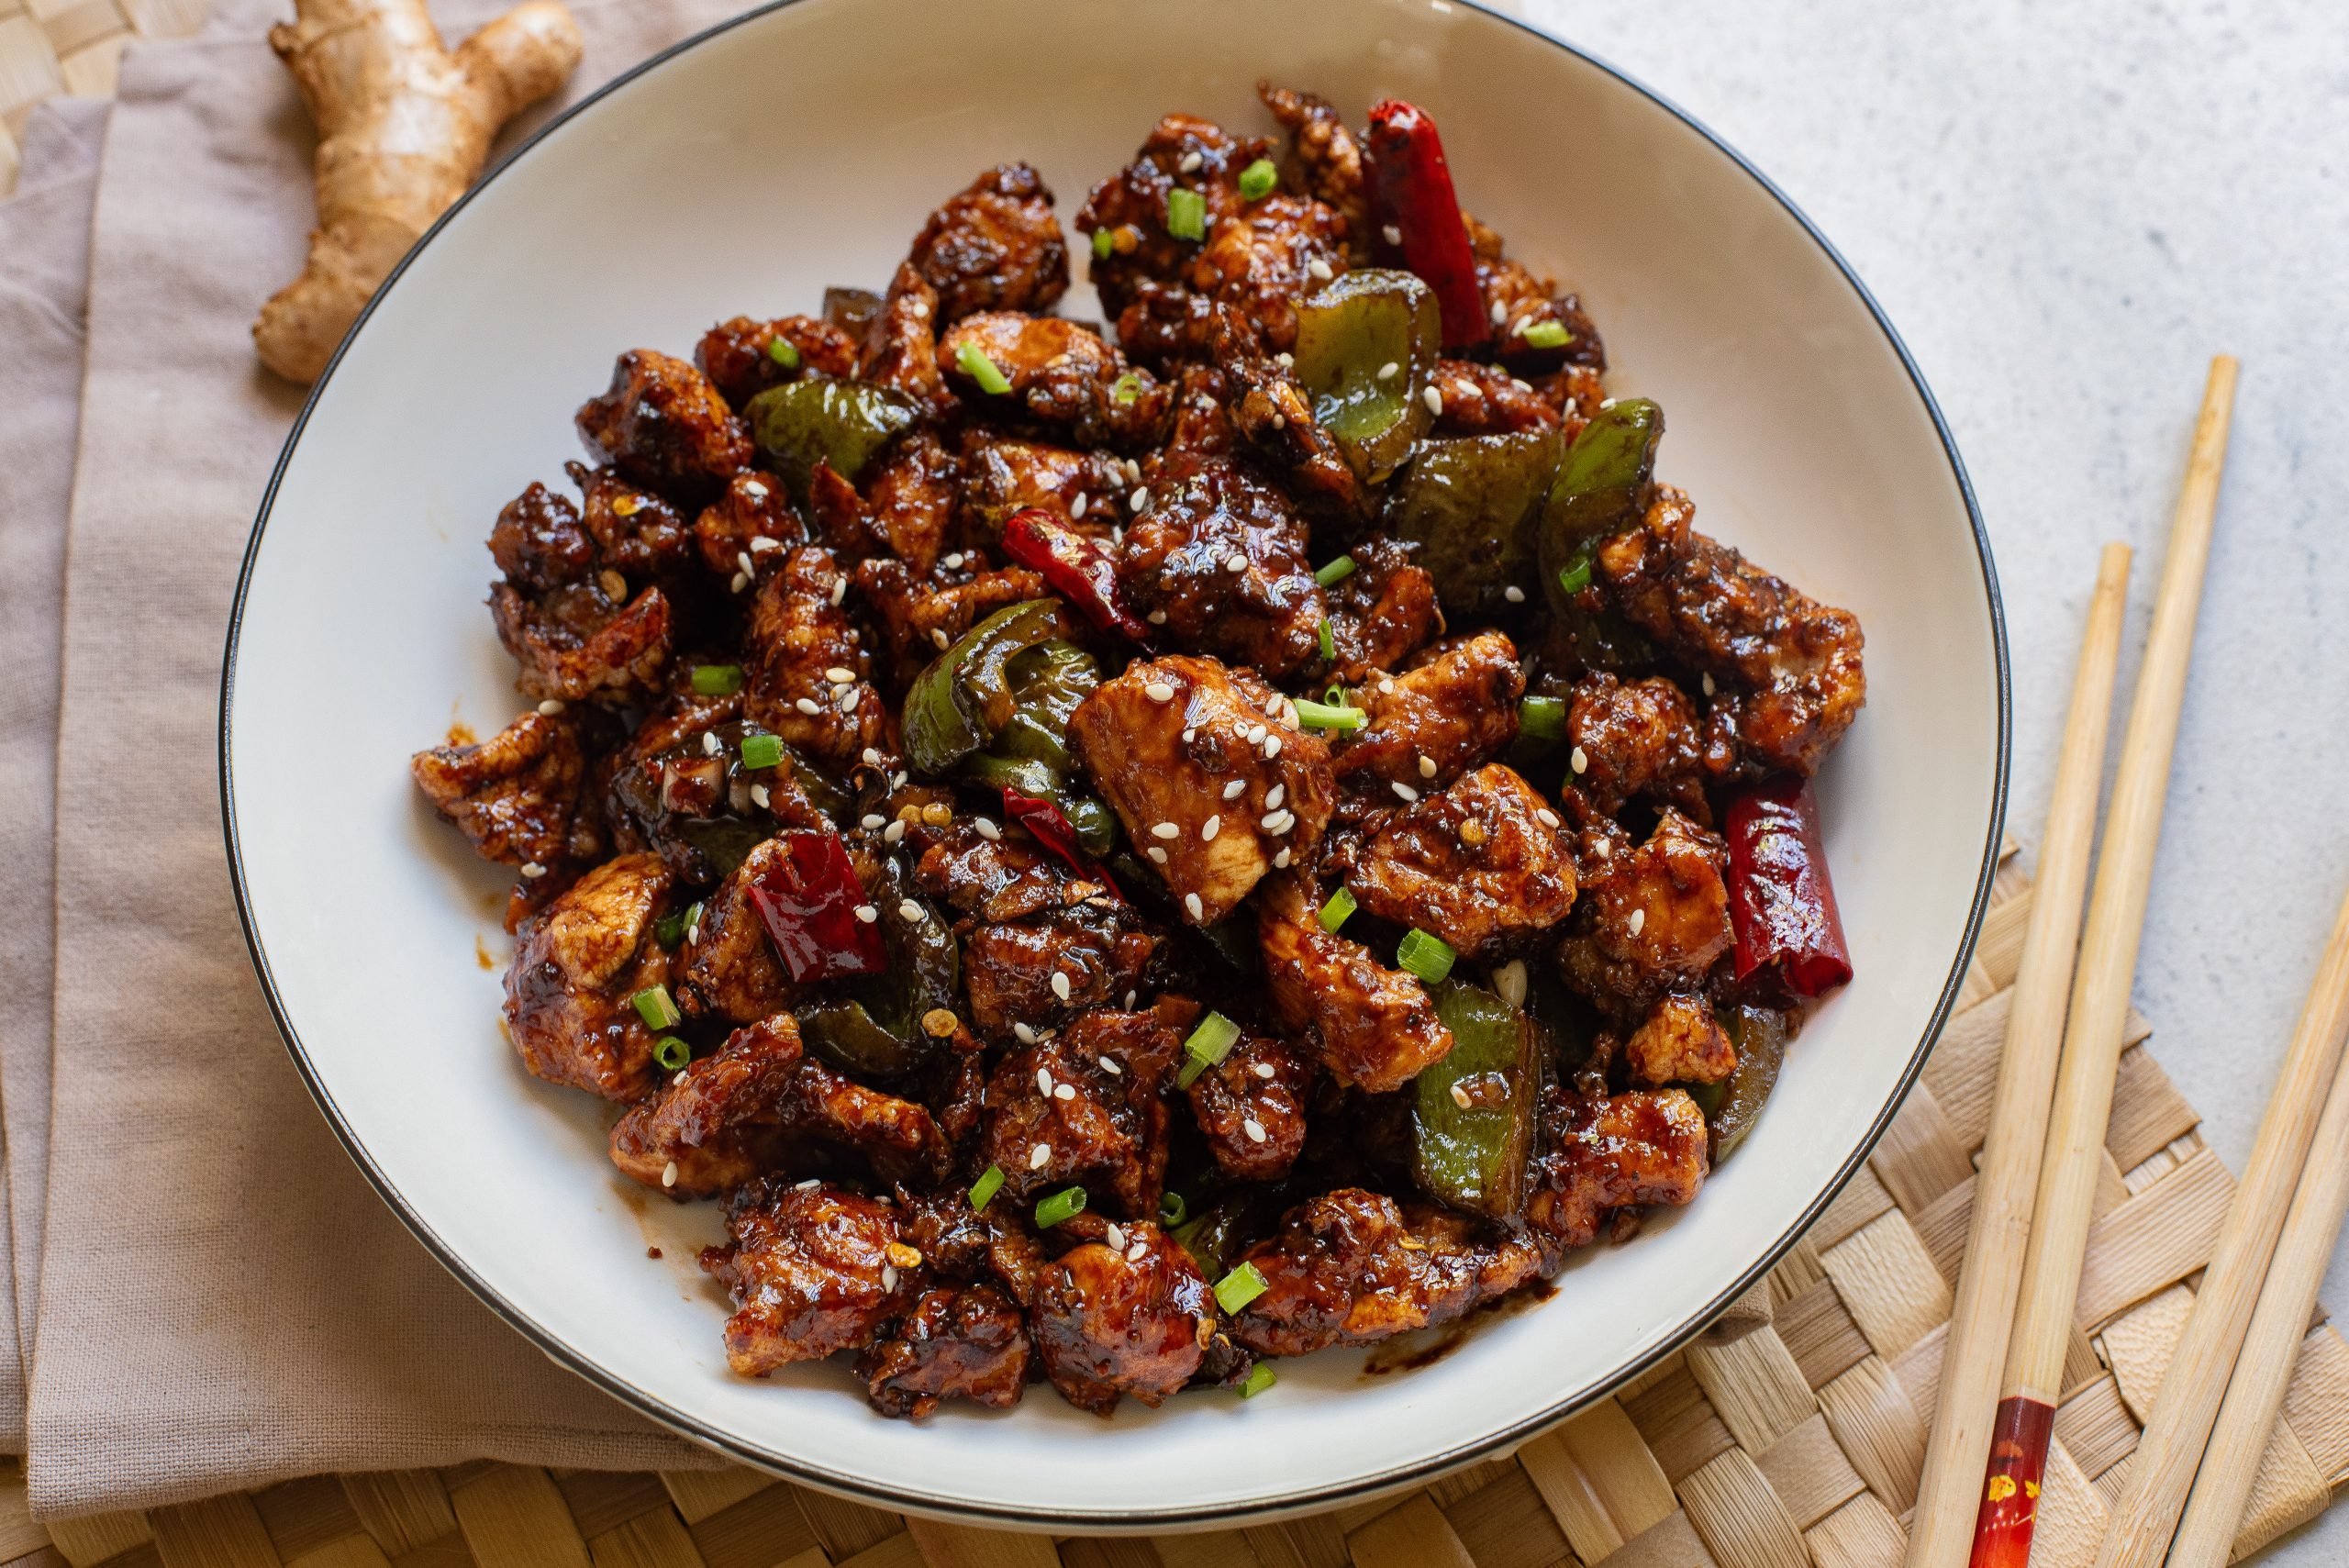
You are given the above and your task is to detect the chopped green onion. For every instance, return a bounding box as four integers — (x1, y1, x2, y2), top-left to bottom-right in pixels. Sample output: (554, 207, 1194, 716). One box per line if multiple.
(1317, 617, 1336, 663)
(1292, 698, 1365, 732)
(691, 663, 744, 695)
(1159, 1190, 1188, 1228)
(969, 1164, 1007, 1211)
(1520, 695, 1566, 740)
(1314, 554, 1356, 587)
(1035, 1185, 1087, 1228)
(631, 984, 682, 1030)
(1556, 559, 1593, 595)
(1521, 320, 1573, 350)
(1237, 158, 1278, 202)
(1396, 928, 1456, 985)
(1175, 1011, 1242, 1089)
(1111, 372, 1144, 405)
(652, 900, 703, 948)
(1214, 1261, 1270, 1314)
(652, 1035, 692, 1072)
(740, 733, 785, 771)
(1318, 886, 1357, 934)
(955, 340, 1013, 395)
(1092, 227, 1114, 261)
(1238, 1362, 1277, 1397)
(766, 336, 801, 369)
(1165, 186, 1207, 241)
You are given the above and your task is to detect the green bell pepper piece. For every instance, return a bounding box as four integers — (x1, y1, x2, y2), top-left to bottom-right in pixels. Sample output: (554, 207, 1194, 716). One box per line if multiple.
(799, 859, 958, 1079)
(1698, 1004, 1788, 1163)
(1383, 428, 1564, 617)
(1538, 397, 1664, 615)
(1291, 268, 1442, 484)
(1413, 981, 1541, 1220)
(900, 600, 1078, 777)
(745, 377, 918, 499)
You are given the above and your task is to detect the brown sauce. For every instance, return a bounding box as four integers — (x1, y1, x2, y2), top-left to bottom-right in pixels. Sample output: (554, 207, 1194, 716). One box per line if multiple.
(474, 934, 495, 970)
(1361, 1277, 1560, 1377)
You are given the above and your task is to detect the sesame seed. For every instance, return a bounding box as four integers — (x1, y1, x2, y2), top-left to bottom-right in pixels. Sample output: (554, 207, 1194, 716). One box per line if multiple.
(1148, 609, 1168, 625)
(1451, 1083, 1473, 1109)
(1535, 807, 1561, 828)
(1106, 1223, 1127, 1251)
(1265, 784, 1285, 809)
(942, 551, 965, 569)
(863, 747, 883, 767)
(840, 689, 859, 713)
(599, 569, 628, 600)
(1225, 553, 1248, 573)
(1071, 493, 1089, 518)
(1264, 736, 1282, 758)
(829, 577, 847, 606)
(1270, 413, 1286, 429)
(1146, 680, 1176, 703)
(1376, 361, 1400, 381)
(1243, 1118, 1267, 1143)
(853, 904, 878, 923)
(1201, 815, 1221, 841)
(1393, 782, 1419, 803)
(1254, 1062, 1276, 1079)
(1222, 779, 1246, 800)
(537, 698, 564, 716)
(1178, 149, 1204, 172)
(519, 861, 546, 878)
(1702, 673, 1717, 696)
(1052, 971, 1073, 1002)
(1273, 848, 1292, 868)
(1054, 1084, 1076, 1101)
(1386, 225, 1405, 247)
(1496, 959, 1529, 1007)
(1147, 846, 1169, 864)
(703, 731, 722, 756)
(884, 820, 907, 844)
(674, 1069, 689, 1086)
(1030, 1142, 1052, 1170)
(1510, 379, 1533, 394)
(1571, 746, 1589, 775)
(738, 550, 756, 578)
(1130, 487, 1151, 513)
(1423, 385, 1443, 417)
(825, 665, 854, 684)
(1126, 458, 1143, 484)
(1504, 585, 1526, 604)
(1185, 892, 1205, 920)
(1268, 810, 1296, 835)
(898, 899, 924, 922)
(1378, 678, 1396, 694)
(795, 696, 822, 716)
(931, 628, 952, 649)
(1490, 298, 1508, 325)
(881, 1262, 897, 1292)
(1100, 1057, 1123, 1075)
(1152, 821, 1180, 840)
(661, 1161, 678, 1187)
(1510, 315, 1531, 338)
(1125, 990, 1137, 1008)
(796, 1177, 821, 1190)
(1246, 724, 1267, 745)
(1418, 754, 1437, 779)
(1601, 396, 1619, 410)
(1260, 808, 1287, 830)
(1307, 257, 1334, 281)
(1128, 1241, 1150, 1262)
(972, 818, 1001, 844)
(1628, 907, 1647, 937)
(1275, 352, 1294, 368)
(1037, 1067, 1054, 1095)
(1015, 1022, 1038, 1044)
(862, 814, 885, 830)
(1595, 838, 1614, 859)
(750, 784, 771, 808)
(743, 480, 769, 498)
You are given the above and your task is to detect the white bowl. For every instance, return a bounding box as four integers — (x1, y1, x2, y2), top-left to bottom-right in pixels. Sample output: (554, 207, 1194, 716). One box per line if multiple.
(222, 0, 2007, 1529)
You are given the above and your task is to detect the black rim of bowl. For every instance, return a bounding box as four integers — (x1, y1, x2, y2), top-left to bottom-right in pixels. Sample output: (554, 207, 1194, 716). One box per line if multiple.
(219, 0, 2012, 1529)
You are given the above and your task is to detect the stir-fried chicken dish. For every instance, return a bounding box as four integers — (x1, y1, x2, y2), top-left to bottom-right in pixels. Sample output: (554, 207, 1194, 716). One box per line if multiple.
(412, 89, 1862, 1419)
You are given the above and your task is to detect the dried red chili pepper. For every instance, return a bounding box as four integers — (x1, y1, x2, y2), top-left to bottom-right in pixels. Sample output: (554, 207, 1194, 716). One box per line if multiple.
(1000, 507, 1145, 640)
(1363, 98, 1490, 351)
(747, 828, 887, 982)
(1725, 776, 1853, 1001)
(1002, 787, 1119, 898)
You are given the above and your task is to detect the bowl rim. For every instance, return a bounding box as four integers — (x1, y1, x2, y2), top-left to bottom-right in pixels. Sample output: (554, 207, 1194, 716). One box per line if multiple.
(217, 0, 2011, 1529)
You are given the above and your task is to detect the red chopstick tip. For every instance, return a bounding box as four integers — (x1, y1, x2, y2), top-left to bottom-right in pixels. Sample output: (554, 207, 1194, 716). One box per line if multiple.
(1966, 1396, 2054, 1568)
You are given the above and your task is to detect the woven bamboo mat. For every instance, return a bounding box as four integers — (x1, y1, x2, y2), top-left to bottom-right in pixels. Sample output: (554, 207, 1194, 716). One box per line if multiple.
(0, 0, 204, 190)
(0, 849, 2339, 1568)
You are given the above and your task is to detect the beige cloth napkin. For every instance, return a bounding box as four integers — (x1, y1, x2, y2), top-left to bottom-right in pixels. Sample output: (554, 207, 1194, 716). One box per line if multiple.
(0, 93, 112, 1456)
(24, 0, 753, 1516)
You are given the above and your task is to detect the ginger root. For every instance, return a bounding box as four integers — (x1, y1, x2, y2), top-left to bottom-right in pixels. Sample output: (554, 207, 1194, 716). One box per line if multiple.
(254, 0, 584, 384)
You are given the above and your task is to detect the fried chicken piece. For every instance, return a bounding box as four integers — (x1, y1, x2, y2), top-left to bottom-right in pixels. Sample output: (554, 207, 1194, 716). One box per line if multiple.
(608, 1013, 805, 1195)
(936, 314, 1167, 449)
(1211, 308, 1365, 518)
(1226, 1188, 1542, 1357)
(674, 836, 796, 1023)
(978, 1007, 1178, 1218)
(502, 851, 674, 1101)
(1186, 1029, 1314, 1182)
(741, 546, 886, 771)
(1597, 485, 1865, 777)
(1351, 764, 1578, 956)
(1335, 630, 1525, 794)
(1558, 808, 1732, 1013)
(1186, 193, 1349, 353)
(1566, 672, 1708, 819)
(857, 1283, 1030, 1419)
(491, 578, 674, 707)
(1067, 654, 1337, 925)
(1150, 361, 1237, 480)
(1260, 83, 1367, 243)
(863, 261, 954, 417)
(1466, 214, 1607, 377)
(1624, 994, 1736, 1087)
(853, 556, 1048, 686)
(411, 708, 585, 870)
(897, 1188, 1047, 1307)
(695, 314, 861, 409)
(908, 162, 1070, 322)
(1030, 1221, 1215, 1416)
(1076, 114, 1268, 322)
(701, 1178, 915, 1375)
(1258, 874, 1453, 1092)
(488, 480, 596, 592)
(959, 433, 1130, 539)
(567, 460, 695, 582)
(574, 349, 751, 503)
(1428, 359, 1561, 436)
(915, 823, 1159, 1040)
(691, 469, 805, 583)
(1117, 462, 1328, 680)
(857, 428, 959, 573)
(1321, 538, 1442, 682)
(1525, 1088, 1709, 1257)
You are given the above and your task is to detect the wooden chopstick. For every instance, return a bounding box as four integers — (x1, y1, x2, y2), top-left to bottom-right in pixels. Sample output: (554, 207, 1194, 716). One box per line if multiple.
(2166, 963, 2349, 1567)
(1964, 354, 2238, 1568)
(2097, 877, 2349, 1568)
(1906, 543, 2132, 1568)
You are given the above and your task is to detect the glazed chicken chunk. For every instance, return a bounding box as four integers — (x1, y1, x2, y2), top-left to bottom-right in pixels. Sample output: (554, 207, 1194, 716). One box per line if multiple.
(1258, 874, 1453, 1092)
(1068, 654, 1337, 925)
(742, 545, 889, 771)
(937, 314, 1167, 449)
(1526, 1088, 1710, 1256)
(410, 708, 586, 872)
(694, 314, 860, 408)
(1030, 1221, 1216, 1416)
(1566, 672, 1709, 818)
(1117, 461, 1330, 680)
(907, 162, 1071, 322)
(855, 1283, 1030, 1419)
(674, 837, 797, 1023)
(977, 1007, 1179, 1218)
(487, 480, 675, 706)
(1351, 764, 1578, 956)
(502, 851, 675, 1101)
(1624, 994, 1737, 1087)
(1185, 1028, 1314, 1182)
(701, 1178, 916, 1375)
(574, 349, 751, 502)
(1336, 630, 1526, 794)
(1560, 807, 1734, 1012)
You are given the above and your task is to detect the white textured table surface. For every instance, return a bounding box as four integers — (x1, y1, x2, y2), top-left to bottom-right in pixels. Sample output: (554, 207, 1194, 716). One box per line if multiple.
(1521, 0, 2349, 1557)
